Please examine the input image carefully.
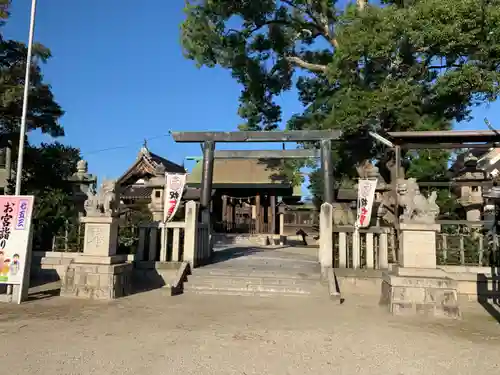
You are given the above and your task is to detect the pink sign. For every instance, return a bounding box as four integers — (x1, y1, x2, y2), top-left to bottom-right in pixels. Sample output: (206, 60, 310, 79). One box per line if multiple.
(0, 196, 34, 287)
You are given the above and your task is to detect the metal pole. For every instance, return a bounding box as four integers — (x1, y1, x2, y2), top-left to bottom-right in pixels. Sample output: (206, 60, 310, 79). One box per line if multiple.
(321, 139, 334, 204)
(15, 0, 37, 196)
(5, 141, 12, 194)
(200, 140, 215, 221)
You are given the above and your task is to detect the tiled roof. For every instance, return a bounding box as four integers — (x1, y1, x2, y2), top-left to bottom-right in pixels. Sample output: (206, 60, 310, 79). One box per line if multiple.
(117, 147, 185, 186)
(187, 159, 292, 186)
(150, 152, 185, 174)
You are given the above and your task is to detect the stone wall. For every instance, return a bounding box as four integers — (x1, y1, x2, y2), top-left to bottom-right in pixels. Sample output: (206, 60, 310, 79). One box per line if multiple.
(30, 251, 187, 299)
(61, 263, 133, 300)
(334, 265, 500, 302)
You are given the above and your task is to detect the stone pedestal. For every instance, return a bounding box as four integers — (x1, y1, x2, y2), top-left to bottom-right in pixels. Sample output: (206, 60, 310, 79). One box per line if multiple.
(381, 223, 461, 319)
(60, 263, 132, 300)
(381, 266, 460, 318)
(63, 216, 132, 300)
(398, 223, 440, 269)
(81, 216, 119, 257)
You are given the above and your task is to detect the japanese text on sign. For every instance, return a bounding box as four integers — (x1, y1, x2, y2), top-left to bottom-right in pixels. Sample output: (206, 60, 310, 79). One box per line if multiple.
(164, 173, 187, 222)
(356, 179, 377, 228)
(0, 195, 34, 286)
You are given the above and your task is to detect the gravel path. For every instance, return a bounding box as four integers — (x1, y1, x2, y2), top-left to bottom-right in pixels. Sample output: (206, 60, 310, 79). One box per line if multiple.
(1, 289, 500, 375)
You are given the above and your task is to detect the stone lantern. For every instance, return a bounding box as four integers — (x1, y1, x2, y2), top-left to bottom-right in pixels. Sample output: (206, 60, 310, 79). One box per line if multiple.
(147, 163, 166, 222)
(454, 153, 487, 225)
(68, 159, 97, 217)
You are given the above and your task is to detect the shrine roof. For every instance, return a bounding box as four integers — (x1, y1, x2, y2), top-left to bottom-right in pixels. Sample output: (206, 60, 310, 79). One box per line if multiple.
(187, 159, 296, 191)
(387, 130, 500, 148)
(117, 146, 185, 186)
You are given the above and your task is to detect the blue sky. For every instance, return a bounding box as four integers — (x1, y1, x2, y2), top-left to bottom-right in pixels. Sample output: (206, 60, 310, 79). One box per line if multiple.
(3, 1, 500, 194)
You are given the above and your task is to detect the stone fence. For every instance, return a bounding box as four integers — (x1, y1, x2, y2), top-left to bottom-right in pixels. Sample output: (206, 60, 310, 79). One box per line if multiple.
(135, 201, 211, 267)
(332, 227, 498, 269)
(28, 200, 212, 301)
(334, 226, 392, 270)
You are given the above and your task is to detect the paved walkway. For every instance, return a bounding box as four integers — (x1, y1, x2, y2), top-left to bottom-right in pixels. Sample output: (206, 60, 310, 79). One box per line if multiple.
(1, 284, 500, 374)
(2, 244, 499, 374)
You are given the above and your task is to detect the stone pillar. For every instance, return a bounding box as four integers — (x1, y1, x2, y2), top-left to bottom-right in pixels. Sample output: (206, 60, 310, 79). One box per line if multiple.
(183, 200, 200, 268)
(148, 226, 158, 261)
(338, 232, 347, 268)
(319, 202, 333, 278)
(278, 212, 286, 245)
(255, 193, 261, 233)
(380, 222, 460, 319)
(398, 223, 440, 269)
(81, 216, 119, 258)
(200, 141, 215, 228)
(222, 195, 228, 229)
(270, 194, 276, 234)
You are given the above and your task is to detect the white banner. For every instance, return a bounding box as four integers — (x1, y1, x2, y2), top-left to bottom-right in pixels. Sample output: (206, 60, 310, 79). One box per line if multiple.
(164, 173, 187, 222)
(356, 179, 377, 228)
(0, 196, 34, 286)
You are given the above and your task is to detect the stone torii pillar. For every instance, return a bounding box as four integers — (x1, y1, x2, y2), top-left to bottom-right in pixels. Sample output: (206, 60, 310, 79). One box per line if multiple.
(200, 141, 215, 227)
(319, 139, 334, 274)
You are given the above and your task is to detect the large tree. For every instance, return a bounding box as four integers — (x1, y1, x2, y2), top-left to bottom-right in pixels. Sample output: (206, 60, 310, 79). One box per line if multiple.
(1, 1, 81, 247)
(181, 0, 500, 201)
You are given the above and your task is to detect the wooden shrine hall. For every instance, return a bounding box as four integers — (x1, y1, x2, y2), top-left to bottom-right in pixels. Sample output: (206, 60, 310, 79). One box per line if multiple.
(112, 144, 301, 234)
(187, 158, 301, 234)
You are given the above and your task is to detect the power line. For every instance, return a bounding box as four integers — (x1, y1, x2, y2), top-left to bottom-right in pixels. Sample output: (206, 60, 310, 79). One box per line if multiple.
(84, 132, 172, 156)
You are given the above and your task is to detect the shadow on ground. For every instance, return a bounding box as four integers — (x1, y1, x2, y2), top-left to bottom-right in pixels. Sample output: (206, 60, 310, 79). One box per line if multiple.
(210, 246, 269, 264)
(477, 267, 500, 323)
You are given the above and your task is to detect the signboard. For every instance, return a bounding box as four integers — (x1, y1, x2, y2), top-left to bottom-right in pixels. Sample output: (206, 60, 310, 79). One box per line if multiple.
(163, 173, 187, 222)
(0, 196, 34, 288)
(356, 179, 377, 228)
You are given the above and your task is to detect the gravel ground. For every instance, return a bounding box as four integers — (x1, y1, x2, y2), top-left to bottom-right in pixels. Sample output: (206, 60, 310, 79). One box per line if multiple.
(1, 289, 500, 375)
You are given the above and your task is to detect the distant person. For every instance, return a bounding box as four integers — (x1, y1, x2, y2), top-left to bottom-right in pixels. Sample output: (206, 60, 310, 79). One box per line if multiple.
(296, 229, 308, 246)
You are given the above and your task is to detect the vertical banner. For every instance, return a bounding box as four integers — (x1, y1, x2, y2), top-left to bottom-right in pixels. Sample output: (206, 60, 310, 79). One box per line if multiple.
(163, 173, 187, 222)
(0, 196, 34, 288)
(356, 179, 377, 228)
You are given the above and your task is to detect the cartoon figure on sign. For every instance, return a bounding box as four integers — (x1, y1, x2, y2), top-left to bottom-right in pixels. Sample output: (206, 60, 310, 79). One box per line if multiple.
(0, 251, 4, 267)
(1, 258, 10, 276)
(9, 254, 20, 276)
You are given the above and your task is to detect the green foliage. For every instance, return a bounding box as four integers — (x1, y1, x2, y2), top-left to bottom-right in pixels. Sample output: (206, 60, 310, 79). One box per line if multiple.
(118, 206, 152, 254)
(182, 0, 500, 202)
(13, 143, 82, 250)
(0, 39, 64, 137)
(1, 6, 79, 247)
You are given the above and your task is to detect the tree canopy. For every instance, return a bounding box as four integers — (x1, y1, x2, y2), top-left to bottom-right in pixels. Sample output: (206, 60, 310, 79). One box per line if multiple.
(1, 1, 81, 247)
(181, 0, 500, 198)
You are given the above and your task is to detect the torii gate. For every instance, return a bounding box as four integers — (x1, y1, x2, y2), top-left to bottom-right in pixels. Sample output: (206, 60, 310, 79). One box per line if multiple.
(170, 130, 342, 272)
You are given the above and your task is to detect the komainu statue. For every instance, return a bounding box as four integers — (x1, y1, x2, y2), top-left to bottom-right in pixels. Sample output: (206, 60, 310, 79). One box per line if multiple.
(397, 178, 439, 224)
(84, 180, 118, 217)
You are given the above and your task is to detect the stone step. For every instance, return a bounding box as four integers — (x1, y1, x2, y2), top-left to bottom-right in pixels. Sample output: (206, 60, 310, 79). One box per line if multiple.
(184, 282, 323, 296)
(187, 288, 319, 298)
(187, 274, 321, 287)
(184, 271, 325, 297)
(194, 268, 320, 280)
